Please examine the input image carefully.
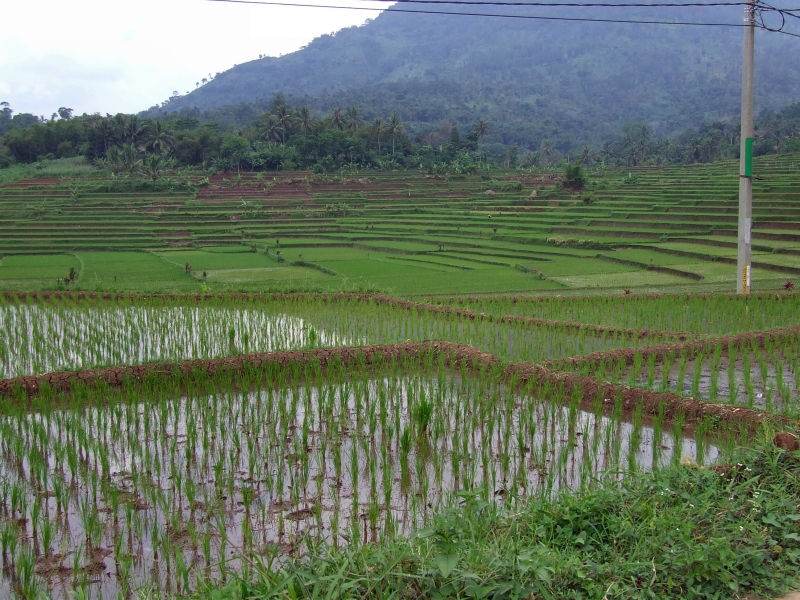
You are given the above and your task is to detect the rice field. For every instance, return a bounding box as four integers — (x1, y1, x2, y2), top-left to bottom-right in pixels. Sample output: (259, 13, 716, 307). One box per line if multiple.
(0, 359, 723, 599)
(431, 292, 800, 335)
(0, 294, 664, 378)
(565, 333, 800, 415)
(0, 288, 797, 599)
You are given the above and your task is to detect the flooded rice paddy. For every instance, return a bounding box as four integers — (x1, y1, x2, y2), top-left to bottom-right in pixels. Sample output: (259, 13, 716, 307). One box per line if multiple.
(0, 373, 718, 599)
(0, 300, 649, 378)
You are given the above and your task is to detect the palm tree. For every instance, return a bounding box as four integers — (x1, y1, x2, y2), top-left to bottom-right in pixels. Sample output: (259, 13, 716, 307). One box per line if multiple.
(473, 118, 490, 141)
(539, 139, 555, 166)
(385, 114, 404, 156)
(144, 154, 163, 190)
(600, 141, 617, 164)
(345, 106, 362, 134)
(258, 115, 284, 145)
(119, 144, 142, 189)
(272, 102, 294, 143)
(127, 116, 147, 149)
(107, 146, 123, 178)
(94, 118, 114, 155)
(579, 145, 592, 165)
(296, 106, 319, 137)
(328, 107, 345, 131)
(145, 121, 174, 154)
(112, 114, 128, 145)
(369, 118, 384, 154)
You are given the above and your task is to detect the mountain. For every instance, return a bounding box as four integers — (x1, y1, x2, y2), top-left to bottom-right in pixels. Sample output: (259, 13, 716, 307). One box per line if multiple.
(151, 2, 800, 152)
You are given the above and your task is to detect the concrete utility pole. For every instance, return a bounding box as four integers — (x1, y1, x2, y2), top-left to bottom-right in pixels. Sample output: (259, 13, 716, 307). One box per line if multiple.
(737, 0, 756, 294)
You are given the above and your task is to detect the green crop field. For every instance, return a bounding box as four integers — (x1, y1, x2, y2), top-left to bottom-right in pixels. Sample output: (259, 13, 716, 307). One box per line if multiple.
(2, 154, 800, 296)
(3, 155, 800, 599)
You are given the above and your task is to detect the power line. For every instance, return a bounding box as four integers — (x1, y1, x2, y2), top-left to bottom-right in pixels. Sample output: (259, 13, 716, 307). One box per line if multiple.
(204, 0, 800, 37)
(205, 0, 759, 26)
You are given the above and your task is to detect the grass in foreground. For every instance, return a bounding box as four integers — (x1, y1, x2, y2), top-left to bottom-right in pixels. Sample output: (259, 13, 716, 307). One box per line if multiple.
(192, 440, 800, 600)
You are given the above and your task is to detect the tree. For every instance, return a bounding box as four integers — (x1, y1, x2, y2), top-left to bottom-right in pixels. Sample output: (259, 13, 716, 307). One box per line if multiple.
(563, 161, 586, 189)
(296, 105, 319, 137)
(345, 106, 362, 134)
(328, 107, 345, 131)
(145, 121, 174, 154)
(126, 115, 147, 148)
(579, 145, 592, 165)
(144, 154, 163, 190)
(539, 139, 556, 166)
(57, 107, 73, 120)
(94, 118, 114, 155)
(119, 144, 142, 189)
(258, 115, 284, 145)
(271, 98, 294, 143)
(107, 146, 124, 178)
(368, 117, 384, 154)
(220, 136, 251, 170)
(473, 118, 490, 141)
(385, 113, 404, 156)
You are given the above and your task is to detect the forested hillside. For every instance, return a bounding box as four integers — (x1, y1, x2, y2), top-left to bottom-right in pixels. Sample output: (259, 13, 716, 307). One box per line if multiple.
(151, 1, 800, 152)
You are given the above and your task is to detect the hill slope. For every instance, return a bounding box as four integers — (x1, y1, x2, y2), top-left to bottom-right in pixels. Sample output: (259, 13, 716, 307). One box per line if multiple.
(156, 3, 800, 151)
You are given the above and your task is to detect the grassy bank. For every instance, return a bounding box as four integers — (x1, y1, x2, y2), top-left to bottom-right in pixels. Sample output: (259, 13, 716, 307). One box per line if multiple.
(192, 440, 800, 600)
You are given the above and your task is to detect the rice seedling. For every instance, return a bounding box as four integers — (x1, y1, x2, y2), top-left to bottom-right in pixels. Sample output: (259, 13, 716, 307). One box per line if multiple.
(0, 358, 720, 598)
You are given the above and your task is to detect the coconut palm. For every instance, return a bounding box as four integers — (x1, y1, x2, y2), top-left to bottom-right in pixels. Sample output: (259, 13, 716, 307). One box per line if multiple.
(145, 121, 174, 154)
(345, 106, 362, 134)
(385, 114, 404, 156)
(272, 102, 294, 143)
(328, 107, 345, 131)
(144, 154, 164, 190)
(296, 106, 319, 137)
(473, 118, 490, 141)
(600, 141, 616, 164)
(107, 146, 123, 178)
(93, 118, 114, 155)
(369, 118, 384, 154)
(126, 116, 147, 149)
(579, 145, 592, 165)
(119, 144, 142, 189)
(258, 115, 284, 145)
(539, 139, 556, 166)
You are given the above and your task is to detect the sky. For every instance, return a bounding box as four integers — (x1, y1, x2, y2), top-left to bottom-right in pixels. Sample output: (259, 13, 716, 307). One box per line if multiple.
(0, 0, 391, 119)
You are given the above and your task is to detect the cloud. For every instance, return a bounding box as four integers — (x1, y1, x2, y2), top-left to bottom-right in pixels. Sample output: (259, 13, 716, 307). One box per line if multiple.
(0, 0, 391, 117)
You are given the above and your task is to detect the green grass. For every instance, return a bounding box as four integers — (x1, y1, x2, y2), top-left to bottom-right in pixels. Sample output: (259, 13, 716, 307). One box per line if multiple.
(194, 441, 800, 600)
(0, 254, 81, 289)
(77, 251, 198, 291)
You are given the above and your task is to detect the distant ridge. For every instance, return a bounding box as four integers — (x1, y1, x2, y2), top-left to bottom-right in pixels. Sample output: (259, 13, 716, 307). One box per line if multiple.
(152, 2, 800, 151)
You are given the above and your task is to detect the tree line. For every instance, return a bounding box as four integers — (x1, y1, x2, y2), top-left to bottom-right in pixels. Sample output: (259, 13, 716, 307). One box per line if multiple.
(1, 95, 799, 173)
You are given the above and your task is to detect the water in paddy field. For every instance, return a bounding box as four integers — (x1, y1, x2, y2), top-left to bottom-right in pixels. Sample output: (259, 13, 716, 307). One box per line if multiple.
(621, 344, 800, 413)
(0, 302, 648, 378)
(0, 305, 353, 378)
(0, 375, 717, 599)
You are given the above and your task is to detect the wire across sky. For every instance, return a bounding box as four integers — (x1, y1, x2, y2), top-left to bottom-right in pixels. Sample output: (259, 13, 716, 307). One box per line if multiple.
(204, 0, 800, 37)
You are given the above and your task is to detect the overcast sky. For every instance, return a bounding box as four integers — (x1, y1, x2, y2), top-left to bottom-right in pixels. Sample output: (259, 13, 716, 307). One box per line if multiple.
(0, 0, 390, 118)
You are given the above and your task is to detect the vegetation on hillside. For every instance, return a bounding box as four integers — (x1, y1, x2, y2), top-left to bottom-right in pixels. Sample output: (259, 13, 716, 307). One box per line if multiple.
(2, 95, 800, 174)
(146, 1, 800, 153)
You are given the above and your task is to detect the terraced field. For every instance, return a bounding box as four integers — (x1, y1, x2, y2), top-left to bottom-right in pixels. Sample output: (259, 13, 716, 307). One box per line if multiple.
(2, 291, 800, 599)
(2, 154, 799, 295)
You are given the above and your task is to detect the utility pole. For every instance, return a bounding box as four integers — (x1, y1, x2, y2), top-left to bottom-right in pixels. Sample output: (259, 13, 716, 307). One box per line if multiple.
(737, 0, 755, 294)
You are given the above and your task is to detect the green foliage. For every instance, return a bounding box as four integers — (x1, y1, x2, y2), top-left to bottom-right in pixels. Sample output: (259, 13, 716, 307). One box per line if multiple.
(146, 2, 800, 158)
(563, 162, 586, 189)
